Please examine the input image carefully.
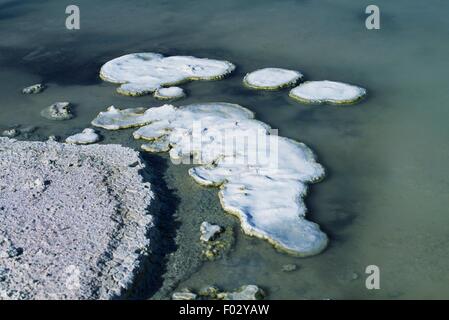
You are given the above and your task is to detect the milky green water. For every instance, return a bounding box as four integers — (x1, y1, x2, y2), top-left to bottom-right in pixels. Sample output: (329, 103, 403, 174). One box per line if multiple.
(1, 0, 449, 299)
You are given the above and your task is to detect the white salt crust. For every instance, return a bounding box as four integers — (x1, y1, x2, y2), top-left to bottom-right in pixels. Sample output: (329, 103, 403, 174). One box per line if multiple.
(289, 80, 367, 104)
(100, 53, 235, 97)
(243, 68, 303, 90)
(93, 103, 327, 256)
(154, 87, 185, 100)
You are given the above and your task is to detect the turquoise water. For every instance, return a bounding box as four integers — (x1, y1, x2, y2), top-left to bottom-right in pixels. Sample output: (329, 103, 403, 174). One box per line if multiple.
(1, 0, 449, 299)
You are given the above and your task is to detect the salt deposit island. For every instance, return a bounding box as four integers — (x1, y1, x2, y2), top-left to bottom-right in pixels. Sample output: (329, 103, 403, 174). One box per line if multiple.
(91, 102, 328, 257)
(0, 52, 367, 299)
(0, 138, 154, 299)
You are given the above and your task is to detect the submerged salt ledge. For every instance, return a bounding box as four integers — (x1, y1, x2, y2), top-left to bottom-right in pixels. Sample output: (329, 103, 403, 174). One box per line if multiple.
(93, 102, 327, 256)
(289, 80, 367, 104)
(100, 53, 235, 97)
(22, 83, 45, 94)
(243, 68, 303, 90)
(0, 138, 154, 299)
(41, 102, 73, 121)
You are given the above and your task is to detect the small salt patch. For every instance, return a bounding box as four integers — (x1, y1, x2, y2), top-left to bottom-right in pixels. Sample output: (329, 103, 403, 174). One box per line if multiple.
(66, 128, 100, 145)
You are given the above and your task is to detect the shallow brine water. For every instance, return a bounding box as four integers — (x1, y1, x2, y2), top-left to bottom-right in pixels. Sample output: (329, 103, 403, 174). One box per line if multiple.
(1, 0, 449, 299)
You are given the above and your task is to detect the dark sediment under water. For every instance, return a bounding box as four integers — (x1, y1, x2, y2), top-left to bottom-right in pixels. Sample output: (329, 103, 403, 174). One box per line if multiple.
(1, 0, 449, 299)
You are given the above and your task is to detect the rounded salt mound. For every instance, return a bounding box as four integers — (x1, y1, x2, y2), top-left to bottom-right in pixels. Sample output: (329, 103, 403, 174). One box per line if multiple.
(100, 52, 235, 96)
(289, 80, 367, 104)
(0, 138, 154, 299)
(91, 106, 152, 130)
(154, 87, 185, 100)
(65, 128, 100, 144)
(243, 68, 303, 90)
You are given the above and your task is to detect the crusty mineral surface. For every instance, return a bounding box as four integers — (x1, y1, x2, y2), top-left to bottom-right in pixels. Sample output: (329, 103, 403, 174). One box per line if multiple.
(96, 103, 328, 257)
(0, 138, 154, 300)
